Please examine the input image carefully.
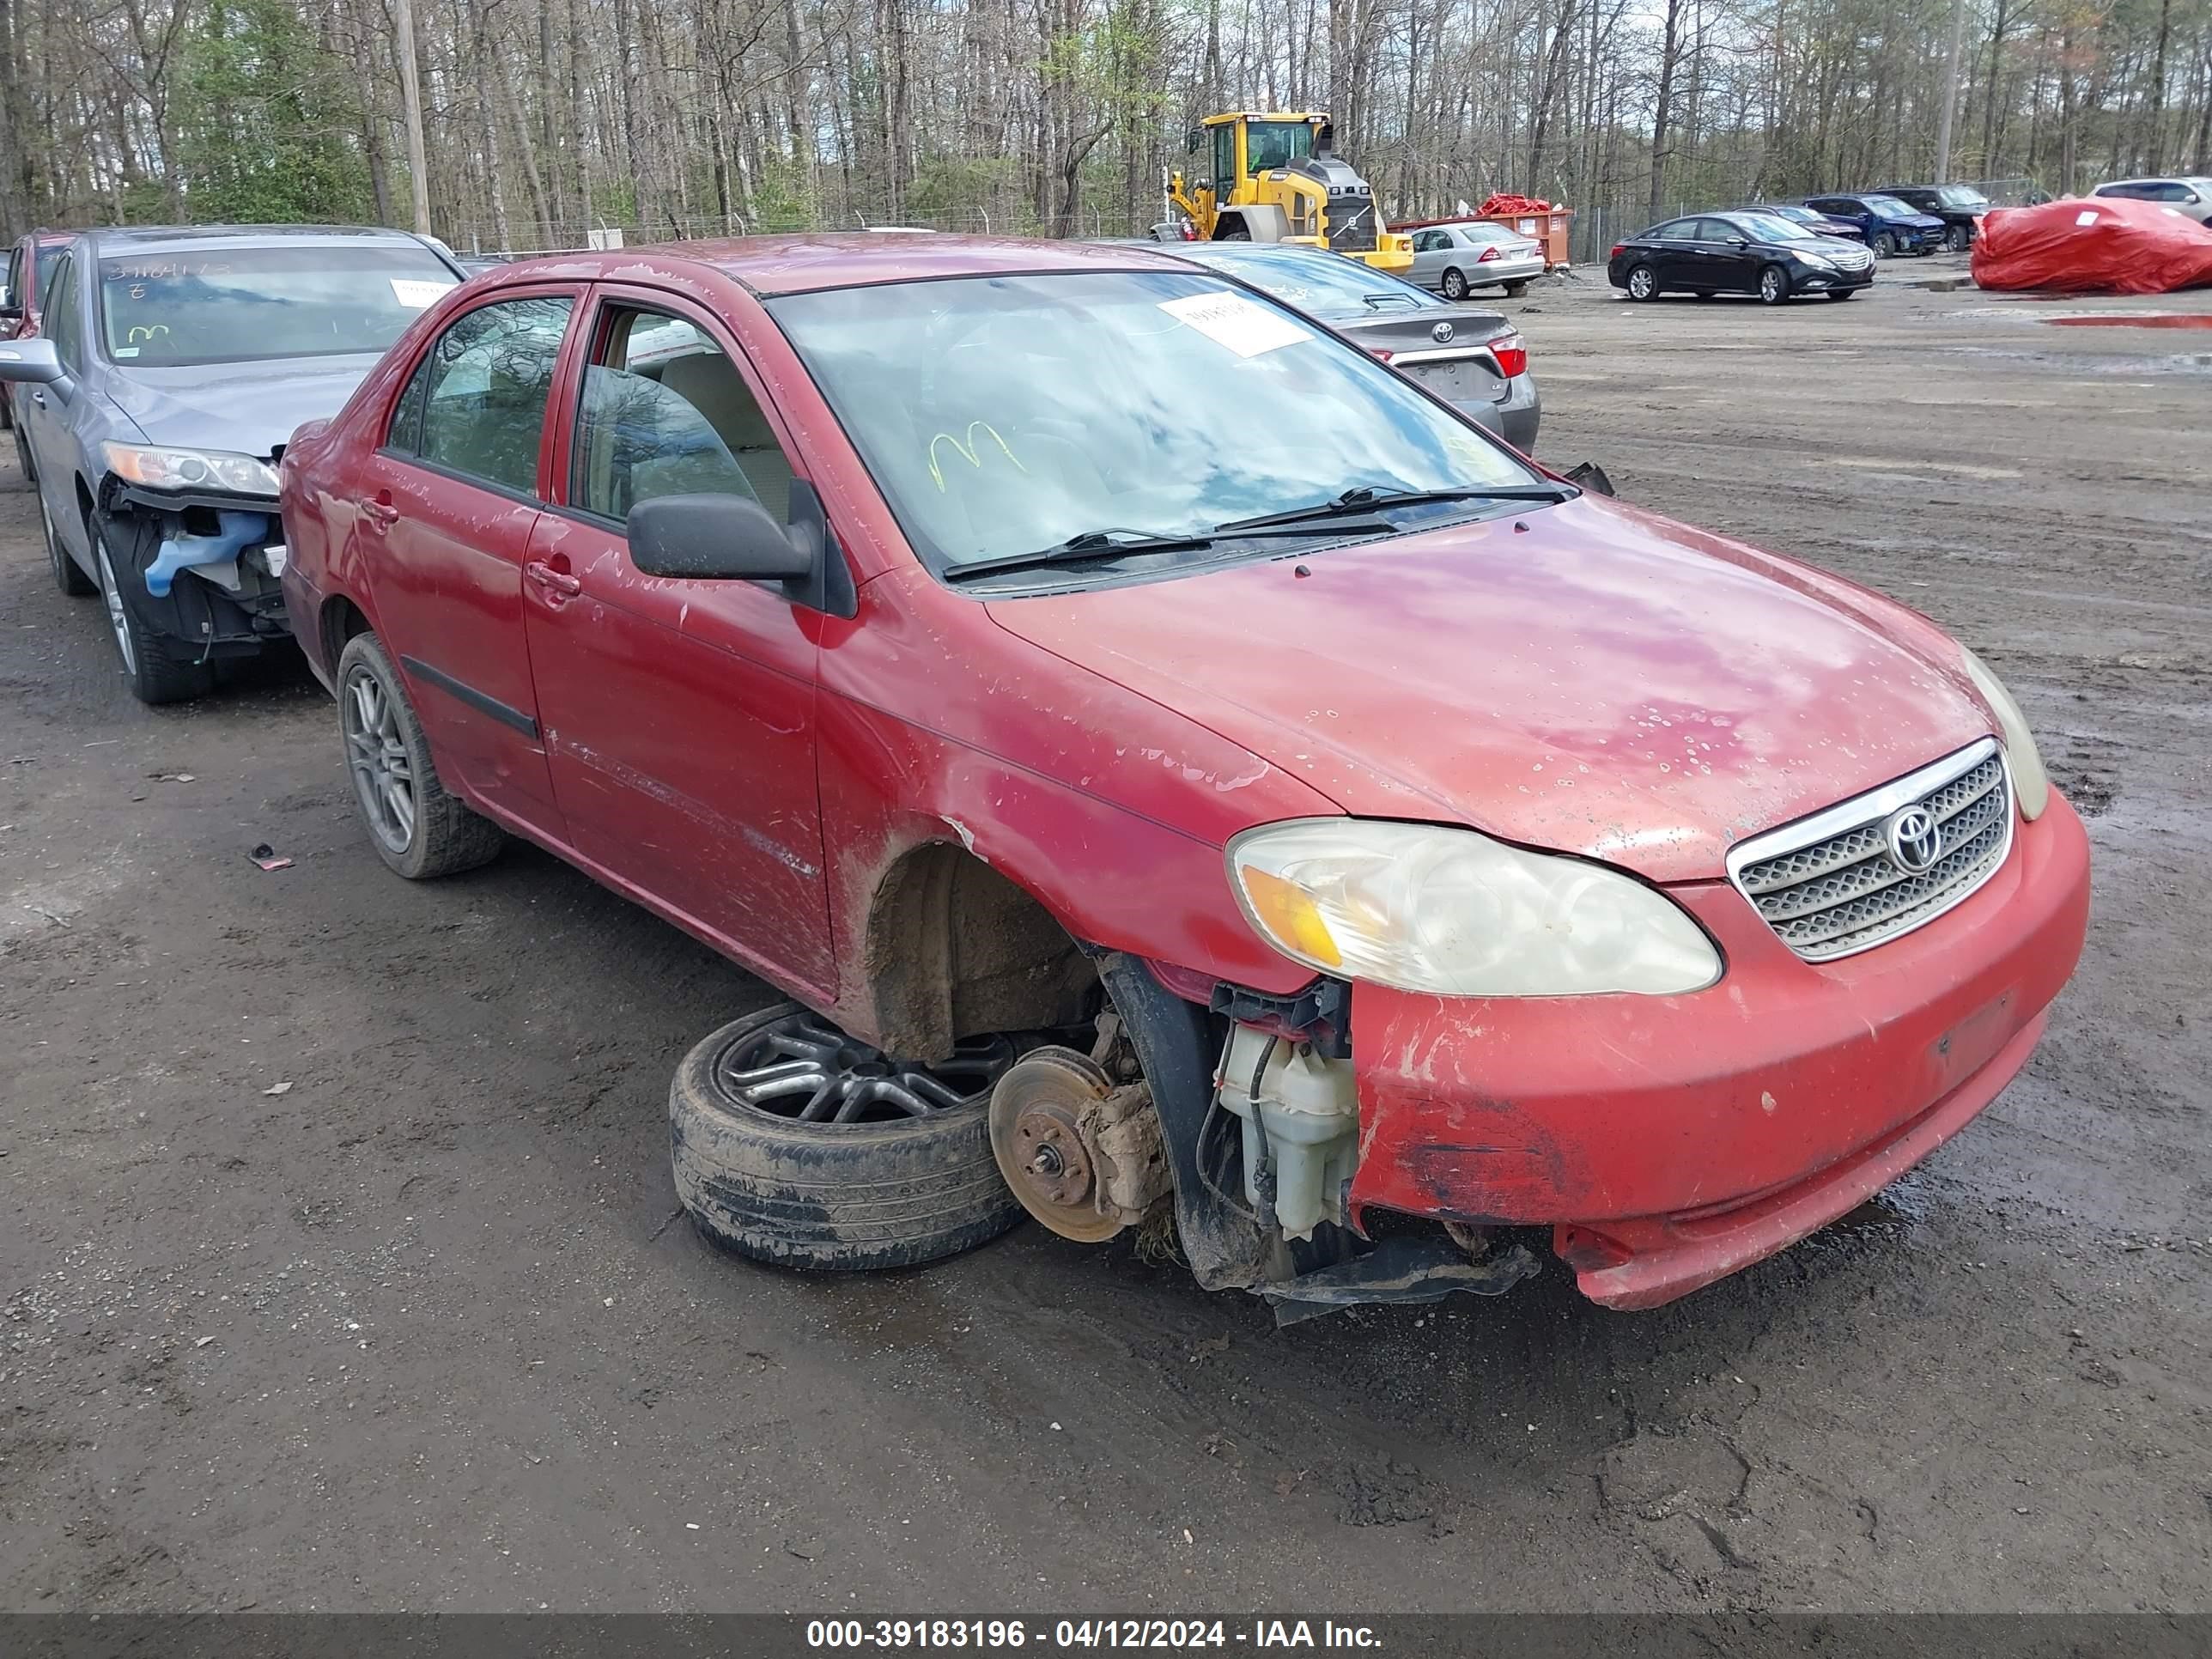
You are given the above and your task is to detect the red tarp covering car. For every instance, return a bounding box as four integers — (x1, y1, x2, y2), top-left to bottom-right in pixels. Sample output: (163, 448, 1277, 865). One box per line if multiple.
(1972, 195, 2212, 294)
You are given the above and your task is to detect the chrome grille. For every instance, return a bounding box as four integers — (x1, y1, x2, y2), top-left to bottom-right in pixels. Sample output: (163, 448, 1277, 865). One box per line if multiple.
(1727, 740, 2014, 962)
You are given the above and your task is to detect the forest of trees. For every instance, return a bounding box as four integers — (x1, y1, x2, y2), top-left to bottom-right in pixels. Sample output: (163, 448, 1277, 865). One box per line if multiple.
(2, 0, 2209, 259)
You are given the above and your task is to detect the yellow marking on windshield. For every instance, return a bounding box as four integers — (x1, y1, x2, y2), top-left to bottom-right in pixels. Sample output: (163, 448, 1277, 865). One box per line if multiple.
(126, 325, 170, 343)
(927, 422, 1029, 492)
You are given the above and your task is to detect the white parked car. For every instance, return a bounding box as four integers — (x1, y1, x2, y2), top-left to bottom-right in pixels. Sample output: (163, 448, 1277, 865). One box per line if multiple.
(1407, 222, 1547, 299)
(2089, 178, 2212, 222)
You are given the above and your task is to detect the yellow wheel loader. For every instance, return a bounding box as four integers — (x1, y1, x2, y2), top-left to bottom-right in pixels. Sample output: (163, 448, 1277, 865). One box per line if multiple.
(1168, 112, 1413, 274)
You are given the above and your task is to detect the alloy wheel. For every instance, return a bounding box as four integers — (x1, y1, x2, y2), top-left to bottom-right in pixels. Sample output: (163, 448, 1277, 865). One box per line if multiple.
(94, 534, 137, 677)
(1441, 269, 1468, 301)
(1627, 265, 1656, 301)
(711, 1010, 1020, 1125)
(1761, 268, 1785, 304)
(343, 663, 416, 854)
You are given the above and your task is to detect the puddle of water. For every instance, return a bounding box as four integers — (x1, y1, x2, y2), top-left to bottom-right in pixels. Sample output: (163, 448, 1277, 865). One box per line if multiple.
(2045, 313, 2212, 329)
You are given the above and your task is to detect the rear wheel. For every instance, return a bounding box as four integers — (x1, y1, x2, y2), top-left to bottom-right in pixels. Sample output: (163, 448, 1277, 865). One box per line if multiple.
(42, 489, 94, 596)
(1625, 263, 1660, 301)
(1944, 224, 1971, 252)
(1503, 280, 1529, 297)
(1758, 265, 1790, 306)
(336, 631, 507, 878)
(1440, 266, 1470, 301)
(670, 1003, 1024, 1271)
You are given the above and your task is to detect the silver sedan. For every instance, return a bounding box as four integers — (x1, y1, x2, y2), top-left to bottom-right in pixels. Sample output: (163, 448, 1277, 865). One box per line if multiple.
(1407, 222, 1547, 299)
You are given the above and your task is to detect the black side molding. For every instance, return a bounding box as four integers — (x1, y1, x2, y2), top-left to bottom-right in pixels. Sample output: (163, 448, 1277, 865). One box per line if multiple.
(399, 655, 538, 738)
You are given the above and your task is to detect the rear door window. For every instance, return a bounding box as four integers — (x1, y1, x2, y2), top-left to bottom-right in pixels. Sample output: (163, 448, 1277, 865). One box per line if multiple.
(391, 295, 574, 496)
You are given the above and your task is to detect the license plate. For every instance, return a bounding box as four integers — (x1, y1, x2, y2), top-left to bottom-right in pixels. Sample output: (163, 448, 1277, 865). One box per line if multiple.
(1407, 358, 1502, 403)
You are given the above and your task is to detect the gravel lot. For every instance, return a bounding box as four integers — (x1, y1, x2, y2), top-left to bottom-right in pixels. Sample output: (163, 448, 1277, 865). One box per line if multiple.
(2, 263, 2208, 1615)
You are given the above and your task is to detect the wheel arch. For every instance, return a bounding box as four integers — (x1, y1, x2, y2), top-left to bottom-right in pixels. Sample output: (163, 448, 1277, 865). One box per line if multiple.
(855, 837, 1100, 1061)
(319, 592, 376, 683)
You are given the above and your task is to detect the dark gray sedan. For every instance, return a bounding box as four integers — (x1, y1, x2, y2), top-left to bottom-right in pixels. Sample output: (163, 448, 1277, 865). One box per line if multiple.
(0, 224, 464, 702)
(1170, 242, 1540, 452)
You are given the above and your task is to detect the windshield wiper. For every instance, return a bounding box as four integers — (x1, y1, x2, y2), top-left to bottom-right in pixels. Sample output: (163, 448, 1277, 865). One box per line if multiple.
(943, 527, 1218, 581)
(1217, 482, 1574, 532)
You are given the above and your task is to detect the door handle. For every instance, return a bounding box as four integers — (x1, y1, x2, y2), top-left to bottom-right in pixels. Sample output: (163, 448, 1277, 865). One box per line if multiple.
(525, 560, 581, 597)
(362, 495, 399, 528)
(30, 391, 46, 408)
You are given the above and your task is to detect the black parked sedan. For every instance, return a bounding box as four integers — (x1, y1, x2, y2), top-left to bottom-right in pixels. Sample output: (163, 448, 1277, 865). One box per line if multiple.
(1607, 210, 1877, 304)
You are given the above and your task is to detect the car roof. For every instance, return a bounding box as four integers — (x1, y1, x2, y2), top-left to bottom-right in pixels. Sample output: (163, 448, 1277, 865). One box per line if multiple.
(487, 232, 1194, 297)
(84, 224, 449, 256)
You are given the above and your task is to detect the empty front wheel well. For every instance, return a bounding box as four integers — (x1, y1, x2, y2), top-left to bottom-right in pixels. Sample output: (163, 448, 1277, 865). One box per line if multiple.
(860, 842, 1099, 1060)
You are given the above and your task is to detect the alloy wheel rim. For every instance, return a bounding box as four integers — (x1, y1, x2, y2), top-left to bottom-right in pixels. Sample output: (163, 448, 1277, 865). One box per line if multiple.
(1630, 268, 1654, 298)
(1443, 271, 1465, 298)
(343, 665, 416, 854)
(712, 1010, 1019, 1126)
(1763, 270, 1783, 301)
(94, 538, 137, 675)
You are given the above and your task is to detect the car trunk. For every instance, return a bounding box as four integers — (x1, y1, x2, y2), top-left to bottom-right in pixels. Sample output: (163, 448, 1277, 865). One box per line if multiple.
(1325, 307, 1512, 408)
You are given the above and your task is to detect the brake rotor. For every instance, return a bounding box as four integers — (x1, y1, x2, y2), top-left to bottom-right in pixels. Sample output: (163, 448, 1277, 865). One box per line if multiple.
(988, 1047, 1127, 1243)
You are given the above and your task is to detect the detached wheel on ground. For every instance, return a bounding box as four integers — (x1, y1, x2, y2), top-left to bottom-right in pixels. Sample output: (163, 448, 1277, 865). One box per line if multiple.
(1440, 267, 1470, 301)
(1626, 264, 1660, 301)
(41, 490, 94, 597)
(335, 630, 506, 878)
(93, 518, 211, 703)
(671, 1003, 1025, 1271)
(1759, 265, 1790, 306)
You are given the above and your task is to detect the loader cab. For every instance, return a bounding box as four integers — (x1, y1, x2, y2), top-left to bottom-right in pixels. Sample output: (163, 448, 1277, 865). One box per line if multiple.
(1188, 114, 1321, 197)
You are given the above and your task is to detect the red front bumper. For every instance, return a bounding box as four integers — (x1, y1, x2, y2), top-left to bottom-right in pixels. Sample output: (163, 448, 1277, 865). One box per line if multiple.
(1346, 794, 2092, 1308)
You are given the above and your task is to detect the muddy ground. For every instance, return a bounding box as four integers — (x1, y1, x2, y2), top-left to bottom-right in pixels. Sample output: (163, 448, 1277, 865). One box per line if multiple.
(2, 263, 2208, 1615)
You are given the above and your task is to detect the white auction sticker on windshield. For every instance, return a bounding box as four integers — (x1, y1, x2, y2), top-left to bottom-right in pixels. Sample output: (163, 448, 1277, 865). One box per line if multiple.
(391, 278, 458, 308)
(1158, 292, 1311, 357)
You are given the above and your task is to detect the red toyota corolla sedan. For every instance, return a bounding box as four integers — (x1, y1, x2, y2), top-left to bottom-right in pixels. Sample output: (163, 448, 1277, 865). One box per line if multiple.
(278, 236, 2089, 1319)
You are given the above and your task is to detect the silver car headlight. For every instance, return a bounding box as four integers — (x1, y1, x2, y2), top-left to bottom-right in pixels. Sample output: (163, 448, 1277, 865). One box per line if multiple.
(103, 441, 281, 498)
(1227, 819, 1722, 997)
(1959, 647, 2051, 820)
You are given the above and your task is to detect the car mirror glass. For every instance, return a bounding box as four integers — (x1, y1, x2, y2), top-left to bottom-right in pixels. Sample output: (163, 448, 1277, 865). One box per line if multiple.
(627, 492, 817, 586)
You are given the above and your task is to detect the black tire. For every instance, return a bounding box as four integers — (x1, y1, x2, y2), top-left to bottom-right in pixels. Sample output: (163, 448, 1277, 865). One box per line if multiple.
(1218, 226, 1251, 241)
(1872, 231, 1896, 258)
(1626, 263, 1661, 301)
(671, 1003, 1024, 1272)
(1503, 280, 1528, 297)
(1827, 287, 1859, 301)
(1440, 266, 1470, 301)
(335, 630, 507, 879)
(41, 489, 94, 596)
(1944, 225, 1971, 252)
(92, 518, 213, 703)
(1758, 264, 1790, 306)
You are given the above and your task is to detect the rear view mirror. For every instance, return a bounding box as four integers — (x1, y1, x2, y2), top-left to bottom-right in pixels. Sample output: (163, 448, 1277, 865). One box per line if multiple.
(629, 492, 814, 582)
(0, 337, 63, 382)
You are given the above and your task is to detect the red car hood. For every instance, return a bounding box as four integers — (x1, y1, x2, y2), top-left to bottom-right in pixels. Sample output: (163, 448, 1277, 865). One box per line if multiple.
(986, 496, 1994, 884)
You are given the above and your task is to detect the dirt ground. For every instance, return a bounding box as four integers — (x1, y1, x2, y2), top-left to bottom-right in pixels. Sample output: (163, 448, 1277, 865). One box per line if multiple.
(2, 261, 2208, 1616)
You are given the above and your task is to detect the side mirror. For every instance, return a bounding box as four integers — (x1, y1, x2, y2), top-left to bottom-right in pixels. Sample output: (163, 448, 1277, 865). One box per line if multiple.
(629, 492, 813, 582)
(626, 483, 856, 617)
(1728, 236, 1750, 247)
(0, 337, 63, 383)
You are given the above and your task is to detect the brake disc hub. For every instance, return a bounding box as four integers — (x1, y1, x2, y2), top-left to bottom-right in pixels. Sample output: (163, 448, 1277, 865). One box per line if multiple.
(988, 1046, 1169, 1243)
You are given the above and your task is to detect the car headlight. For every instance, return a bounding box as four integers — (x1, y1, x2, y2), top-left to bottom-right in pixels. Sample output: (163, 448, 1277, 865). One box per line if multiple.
(1227, 819, 1722, 997)
(1958, 647, 2051, 820)
(1796, 248, 1836, 267)
(102, 442, 281, 498)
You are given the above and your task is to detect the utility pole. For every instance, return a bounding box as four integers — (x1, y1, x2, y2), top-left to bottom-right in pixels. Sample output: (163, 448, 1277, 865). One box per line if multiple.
(1934, 0, 1970, 184)
(394, 0, 434, 234)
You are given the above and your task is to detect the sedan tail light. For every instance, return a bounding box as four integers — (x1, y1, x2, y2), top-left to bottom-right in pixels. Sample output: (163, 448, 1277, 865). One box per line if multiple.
(1367, 346, 1395, 364)
(1609, 243, 1626, 258)
(1486, 331, 1528, 378)
(1477, 245, 1501, 262)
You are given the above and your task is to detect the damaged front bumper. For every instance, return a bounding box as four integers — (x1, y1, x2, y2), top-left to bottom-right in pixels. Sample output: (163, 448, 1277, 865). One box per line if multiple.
(107, 483, 291, 653)
(1343, 794, 2092, 1309)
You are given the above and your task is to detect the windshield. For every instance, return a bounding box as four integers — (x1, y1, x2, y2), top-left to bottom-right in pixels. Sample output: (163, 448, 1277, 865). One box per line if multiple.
(1731, 213, 1821, 243)
(1866, 195, 1921, 220)
(769, 270, 1541, 577)
(98, 245, 459, 367)
(1936, 185, 1989, 207)
(1180, 246, 1437, 319)
(1245, 121, 1315, 174)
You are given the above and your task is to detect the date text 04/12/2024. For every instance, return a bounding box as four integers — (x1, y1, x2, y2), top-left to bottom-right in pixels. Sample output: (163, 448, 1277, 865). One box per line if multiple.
(805, 1620, 1382, 1649)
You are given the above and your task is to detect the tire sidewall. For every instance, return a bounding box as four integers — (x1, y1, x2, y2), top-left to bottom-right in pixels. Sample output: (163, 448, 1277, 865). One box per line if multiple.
(670, 1004, 1022, 1272)
(1759, 266, 1788, 305)
(336, 631, 438, 879)
(1627, 264, 1658, 301)
(1441, 268, 1468, 300)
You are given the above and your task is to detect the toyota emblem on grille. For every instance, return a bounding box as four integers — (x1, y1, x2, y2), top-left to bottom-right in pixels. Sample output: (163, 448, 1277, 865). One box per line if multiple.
(1885, 805, 1942, 872)
(1431, 321, 1455, 343)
